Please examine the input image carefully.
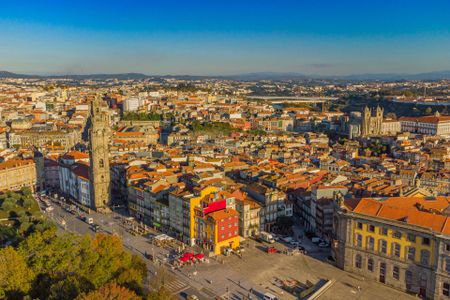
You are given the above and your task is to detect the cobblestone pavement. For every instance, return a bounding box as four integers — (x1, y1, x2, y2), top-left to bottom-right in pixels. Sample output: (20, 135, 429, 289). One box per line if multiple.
(39, 194, 416, 300)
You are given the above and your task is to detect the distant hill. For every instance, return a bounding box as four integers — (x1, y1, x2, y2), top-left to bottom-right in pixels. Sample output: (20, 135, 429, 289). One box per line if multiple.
(2, 70, 450, 81)
(51, 73, 149, 80)
(0, 71, 35, 78)
(223, 72, 310, 81)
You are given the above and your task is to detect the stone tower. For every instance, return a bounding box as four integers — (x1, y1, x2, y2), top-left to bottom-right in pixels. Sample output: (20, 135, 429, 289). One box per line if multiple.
(361, 106, 384, 137)
(361, 106, 371, 136)
(89, 96, 111, 212)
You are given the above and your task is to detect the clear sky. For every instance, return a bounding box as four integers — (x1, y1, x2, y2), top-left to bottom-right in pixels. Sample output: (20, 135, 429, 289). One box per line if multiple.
(1, 0, 450, 75)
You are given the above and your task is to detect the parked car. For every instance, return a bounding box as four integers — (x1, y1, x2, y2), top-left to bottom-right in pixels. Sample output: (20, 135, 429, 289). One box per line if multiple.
(290, 241, 301, 247)
(259, 231, 276, 244)
(311, 237, 321, 244)
(91, 224, 100, 232)
(282, 236, 293, 243)
(318, 241, 329, 248)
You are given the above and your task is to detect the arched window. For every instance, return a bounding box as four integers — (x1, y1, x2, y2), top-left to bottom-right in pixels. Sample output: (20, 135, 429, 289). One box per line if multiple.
(99, 159, 104, 168)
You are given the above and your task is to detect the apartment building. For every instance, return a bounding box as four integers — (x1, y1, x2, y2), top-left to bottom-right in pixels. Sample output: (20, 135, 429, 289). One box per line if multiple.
(0, 159, 37, 192)
(333, 196, 450, 299)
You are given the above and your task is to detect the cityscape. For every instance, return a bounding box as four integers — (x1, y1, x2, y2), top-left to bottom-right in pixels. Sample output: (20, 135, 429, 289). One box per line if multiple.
(1, 1, 450, 300)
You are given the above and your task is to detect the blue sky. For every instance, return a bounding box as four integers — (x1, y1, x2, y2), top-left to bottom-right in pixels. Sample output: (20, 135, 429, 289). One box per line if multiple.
(1, 0, 450, 75)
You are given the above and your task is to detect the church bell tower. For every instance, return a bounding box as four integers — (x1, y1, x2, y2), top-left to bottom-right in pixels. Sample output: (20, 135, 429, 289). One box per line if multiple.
(89, 96, 111, 212)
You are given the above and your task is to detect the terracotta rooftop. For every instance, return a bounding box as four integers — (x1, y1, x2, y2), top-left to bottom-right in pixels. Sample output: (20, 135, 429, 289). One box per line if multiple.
(351, 196, 450, 235)
(208, 208, 239, 221)
(0, 159, 34, 171)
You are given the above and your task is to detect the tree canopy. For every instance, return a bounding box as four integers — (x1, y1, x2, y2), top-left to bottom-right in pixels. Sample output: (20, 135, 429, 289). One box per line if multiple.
(0, 188, 55, 246)
(0, 229, 147, 299)
(122, 112, 162, 121)
(76, 283, 141, 300)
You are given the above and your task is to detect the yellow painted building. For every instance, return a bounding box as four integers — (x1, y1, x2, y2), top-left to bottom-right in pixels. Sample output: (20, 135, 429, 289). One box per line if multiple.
(353, 222, 435, 266)
(334, 196, 450, 299)
(205, 208, 240, 255)
(187, 186, 240, 255)
(188, 186, 219, 242)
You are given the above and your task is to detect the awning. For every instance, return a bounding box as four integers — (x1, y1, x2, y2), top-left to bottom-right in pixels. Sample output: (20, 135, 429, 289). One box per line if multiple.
(179, 256, 189, 262)
(195, 253, 205, 259)
(182, 252, 194, 258)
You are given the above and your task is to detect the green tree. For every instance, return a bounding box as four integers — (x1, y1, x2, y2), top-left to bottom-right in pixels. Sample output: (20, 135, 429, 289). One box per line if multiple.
(0, 246, 33, 299)
(76, 283, 141, 300)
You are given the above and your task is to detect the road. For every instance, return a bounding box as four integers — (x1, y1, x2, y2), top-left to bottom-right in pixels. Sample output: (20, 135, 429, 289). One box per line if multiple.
(37, 194, 215, 299)
(36, 193, 417, 300)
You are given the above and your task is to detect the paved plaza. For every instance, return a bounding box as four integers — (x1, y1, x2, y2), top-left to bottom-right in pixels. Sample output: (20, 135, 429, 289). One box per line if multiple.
(39, 194, 416, 300)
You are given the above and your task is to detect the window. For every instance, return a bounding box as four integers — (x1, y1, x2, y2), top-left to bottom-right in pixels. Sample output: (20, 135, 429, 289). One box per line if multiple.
(355, 254, 362, 268)
(446, 244, 450, 252)
(355, 234, 362, 247)
(406, 270, 413, 284)
(99, 159, 104, 168)
(392, 231, 402, 239)
(357, 222, 363, 230)
(379, 228, 388, 236)
(444, 282, 450, 297)
(367, 236, 375, 251)
(421, 249, 430, 265)
(379, 240, 387, 254)
(407, 233, 416, 242)
(407, 247, 416, 261)
(392, 243, 401, 257)
(422, 237, 430, 246)
(393, 266, 400, 280)
(368, 224, 375, 232)
(445, 257, 450, 274)
(368, 258, 374, 272)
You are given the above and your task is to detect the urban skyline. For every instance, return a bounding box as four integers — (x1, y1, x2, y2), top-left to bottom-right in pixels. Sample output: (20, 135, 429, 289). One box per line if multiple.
(2, 2, 450, 300)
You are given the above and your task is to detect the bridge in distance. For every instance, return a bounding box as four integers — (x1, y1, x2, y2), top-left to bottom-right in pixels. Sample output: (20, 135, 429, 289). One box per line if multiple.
(247, 96, 339, 104)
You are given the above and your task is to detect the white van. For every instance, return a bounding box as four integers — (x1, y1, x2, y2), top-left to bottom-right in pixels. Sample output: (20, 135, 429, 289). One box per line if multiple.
(264, 292, 278, 300)
(259, 231, 275, 244)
